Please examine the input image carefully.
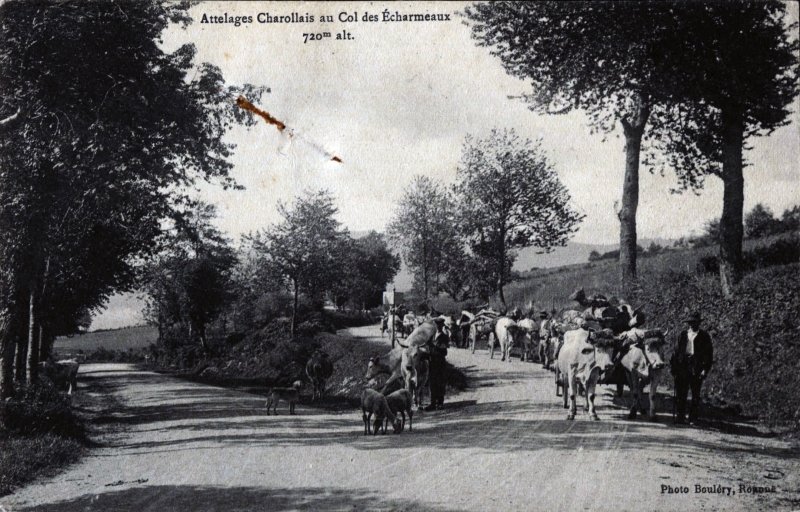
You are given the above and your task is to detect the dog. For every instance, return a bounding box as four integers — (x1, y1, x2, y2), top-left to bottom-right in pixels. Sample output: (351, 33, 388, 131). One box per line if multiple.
(265, 380, 302, 415)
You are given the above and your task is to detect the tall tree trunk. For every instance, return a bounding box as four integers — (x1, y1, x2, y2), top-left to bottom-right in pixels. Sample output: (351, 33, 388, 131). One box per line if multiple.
(39, 324, 52, 362)
(0, 309, 15, 399)
(291, 279, 299, 338)
(26, 283, 38, 383)
(15, 331, 27, 384)
(718, 107, 745, 299)
(618, 101, 651, 288)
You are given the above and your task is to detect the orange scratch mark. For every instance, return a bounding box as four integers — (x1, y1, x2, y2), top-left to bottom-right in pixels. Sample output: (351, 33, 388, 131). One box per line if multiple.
(236, 96, 286, 132)
(235, 96, 343, 164)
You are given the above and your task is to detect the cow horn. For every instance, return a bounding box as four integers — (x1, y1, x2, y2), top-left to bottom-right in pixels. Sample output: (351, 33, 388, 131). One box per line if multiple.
(632, 302, 647, 313)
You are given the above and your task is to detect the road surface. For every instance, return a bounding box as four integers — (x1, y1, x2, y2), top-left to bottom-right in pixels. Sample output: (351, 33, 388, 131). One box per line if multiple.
(5, 325, 799, 511)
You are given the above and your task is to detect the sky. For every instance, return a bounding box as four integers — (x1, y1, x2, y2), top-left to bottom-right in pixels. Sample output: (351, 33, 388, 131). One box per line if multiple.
(91, 1, 799, 330)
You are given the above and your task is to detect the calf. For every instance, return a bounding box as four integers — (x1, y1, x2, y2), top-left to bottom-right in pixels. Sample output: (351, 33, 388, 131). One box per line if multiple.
(265, 381, 302, 415)
(305, 350, 334, 401)
(384, 388, 413, 432)
(361, 388, 402, 435)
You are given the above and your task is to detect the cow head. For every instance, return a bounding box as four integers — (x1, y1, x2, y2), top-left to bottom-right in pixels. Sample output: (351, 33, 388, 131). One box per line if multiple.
(642, 337, 666, 371)
(588, 334, 616, 374)
(365, 356, 384, 381)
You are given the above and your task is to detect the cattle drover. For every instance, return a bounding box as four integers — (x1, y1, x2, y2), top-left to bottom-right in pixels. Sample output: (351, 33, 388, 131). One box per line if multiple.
(425, 318, 450, 411)
(670, 312, 713, 425)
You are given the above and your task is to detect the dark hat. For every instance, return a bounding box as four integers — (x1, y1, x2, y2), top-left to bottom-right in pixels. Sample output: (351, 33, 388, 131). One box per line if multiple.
(684, 312, 702, 323)
(539, 310, 549, 319)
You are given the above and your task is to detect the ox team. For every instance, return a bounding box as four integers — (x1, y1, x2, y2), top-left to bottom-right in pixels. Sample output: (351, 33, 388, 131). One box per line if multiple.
(377, 288, 713, 427)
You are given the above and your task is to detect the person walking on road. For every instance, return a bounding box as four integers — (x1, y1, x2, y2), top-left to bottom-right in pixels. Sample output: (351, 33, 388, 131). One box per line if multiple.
(670, 312, 713, 425)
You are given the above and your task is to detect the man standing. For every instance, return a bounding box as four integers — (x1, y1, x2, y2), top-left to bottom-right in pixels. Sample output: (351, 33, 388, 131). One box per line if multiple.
(671, 312, 713, 425)
(426, 319, 449, 411)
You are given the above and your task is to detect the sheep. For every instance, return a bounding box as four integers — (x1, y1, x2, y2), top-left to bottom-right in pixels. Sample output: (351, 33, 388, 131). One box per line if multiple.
(361, 388, 402, 435)
(265, 380, 302, 415)
(384, 388, 413, 432)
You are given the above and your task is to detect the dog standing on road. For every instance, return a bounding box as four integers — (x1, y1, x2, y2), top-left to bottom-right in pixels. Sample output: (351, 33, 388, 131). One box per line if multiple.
(265, 381, 302, 415)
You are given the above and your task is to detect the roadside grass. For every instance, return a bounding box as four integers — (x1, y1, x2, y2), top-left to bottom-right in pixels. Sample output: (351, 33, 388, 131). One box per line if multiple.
(0, 433, 84, 496)
(0, 380, 92, 497)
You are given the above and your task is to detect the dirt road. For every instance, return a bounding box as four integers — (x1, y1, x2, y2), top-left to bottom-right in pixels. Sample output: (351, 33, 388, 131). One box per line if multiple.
(5, 325, 799, 511)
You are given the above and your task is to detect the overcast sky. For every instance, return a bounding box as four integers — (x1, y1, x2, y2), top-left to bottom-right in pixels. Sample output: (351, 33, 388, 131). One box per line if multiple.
(92, 1, 798, 329)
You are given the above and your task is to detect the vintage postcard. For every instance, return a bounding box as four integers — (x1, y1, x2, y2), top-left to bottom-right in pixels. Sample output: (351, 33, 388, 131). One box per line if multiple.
(1, 1, 798, 511)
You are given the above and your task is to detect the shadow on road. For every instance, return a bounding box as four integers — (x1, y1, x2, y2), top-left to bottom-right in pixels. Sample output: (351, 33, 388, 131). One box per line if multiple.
(20, 484, 462, 512)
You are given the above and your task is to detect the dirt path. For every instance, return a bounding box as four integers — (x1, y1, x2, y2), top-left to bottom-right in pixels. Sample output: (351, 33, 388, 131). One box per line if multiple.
(5, 325, 799, 511)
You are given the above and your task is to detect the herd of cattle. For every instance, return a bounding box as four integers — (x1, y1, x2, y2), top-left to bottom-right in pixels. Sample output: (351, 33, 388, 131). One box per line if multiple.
(376, 288, 669, 426)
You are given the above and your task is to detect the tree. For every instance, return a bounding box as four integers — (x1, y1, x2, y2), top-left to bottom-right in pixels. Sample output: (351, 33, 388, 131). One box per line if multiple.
(745, 204, 781, 239)
(331, 232, 400, 310)
(588, 250, 602, 262)
(0, 1, 264, 396)
(453, 129, 583, 306)
(781, 205, 800, 232)
(465, 2, 700, 286)
(143, 203, 236, 352)
(250, 191, 348, 337)
(647, 2, 798, 297)
(387, 176, 458, 301)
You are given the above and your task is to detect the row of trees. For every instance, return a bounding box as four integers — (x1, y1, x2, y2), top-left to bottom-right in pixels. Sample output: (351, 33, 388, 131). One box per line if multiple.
(144, 192, 399, 342)
(0, 1, 265, 399)
(466, 1, 798, 298)
(388, 129, 583, 306)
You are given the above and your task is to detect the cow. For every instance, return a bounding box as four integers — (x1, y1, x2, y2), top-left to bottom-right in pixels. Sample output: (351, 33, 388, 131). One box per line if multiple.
(493, 317, 525, 362)
(400, 343, 430, 409)
(615, 328, 667, 420)
(457, 311, 475, 349)
(469, 315, 497, 354)
(39, 359, 80, 395)
(516, 317, 539, 362)
(537, 314, 556, 370)
(305, 350, 334, 401)
(556, 326, 616, 421)
(366, 348, 405, 394)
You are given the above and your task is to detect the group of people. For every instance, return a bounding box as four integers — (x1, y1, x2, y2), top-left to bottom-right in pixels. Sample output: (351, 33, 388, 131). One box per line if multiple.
(383, 301, 715, 424)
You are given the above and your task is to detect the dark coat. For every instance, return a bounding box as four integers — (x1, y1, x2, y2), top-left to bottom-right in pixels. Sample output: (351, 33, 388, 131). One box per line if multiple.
(671, 329, 713, 377)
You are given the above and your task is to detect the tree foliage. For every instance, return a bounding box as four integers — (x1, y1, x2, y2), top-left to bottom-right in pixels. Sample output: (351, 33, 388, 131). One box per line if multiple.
(331, 232, 400, 310)
(387, 176, 459, 301)
(249, 191, 348, 337)
(0, 1, 265, 395)
(454, 129, 583, 305)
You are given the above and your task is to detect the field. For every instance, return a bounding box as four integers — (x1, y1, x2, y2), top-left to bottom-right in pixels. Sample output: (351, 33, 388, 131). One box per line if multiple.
(53, 325, 158, 357)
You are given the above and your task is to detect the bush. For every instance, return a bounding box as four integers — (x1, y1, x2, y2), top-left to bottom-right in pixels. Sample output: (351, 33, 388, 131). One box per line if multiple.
(696, 234, 800, 275)
(324, 310, 376, 329)
(0, 380, 84, 440)
(79, 346, 149, 363)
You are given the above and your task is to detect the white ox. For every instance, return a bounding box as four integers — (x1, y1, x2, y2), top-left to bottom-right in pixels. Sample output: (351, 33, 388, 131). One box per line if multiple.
(556, 328, 615, 420)
(617, 328, 667, 420)
(492, 317, 524, 362)
(516, 318, 538, 362)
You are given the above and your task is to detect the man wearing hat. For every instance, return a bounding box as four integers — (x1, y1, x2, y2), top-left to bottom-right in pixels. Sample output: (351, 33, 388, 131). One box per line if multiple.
(426, 317, 450, 411)
(670, 312, 713, 425)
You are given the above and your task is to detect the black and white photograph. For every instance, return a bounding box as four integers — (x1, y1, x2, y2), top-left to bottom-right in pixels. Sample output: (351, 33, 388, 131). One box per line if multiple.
(1, 1, 798, 511)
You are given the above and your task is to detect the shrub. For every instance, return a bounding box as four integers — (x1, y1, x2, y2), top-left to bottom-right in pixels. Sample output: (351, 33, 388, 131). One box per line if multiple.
(0, 380, 84, 440)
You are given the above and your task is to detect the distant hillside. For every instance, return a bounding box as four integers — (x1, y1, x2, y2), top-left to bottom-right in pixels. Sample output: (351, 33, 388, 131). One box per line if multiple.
(389, 238, 675, 292)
